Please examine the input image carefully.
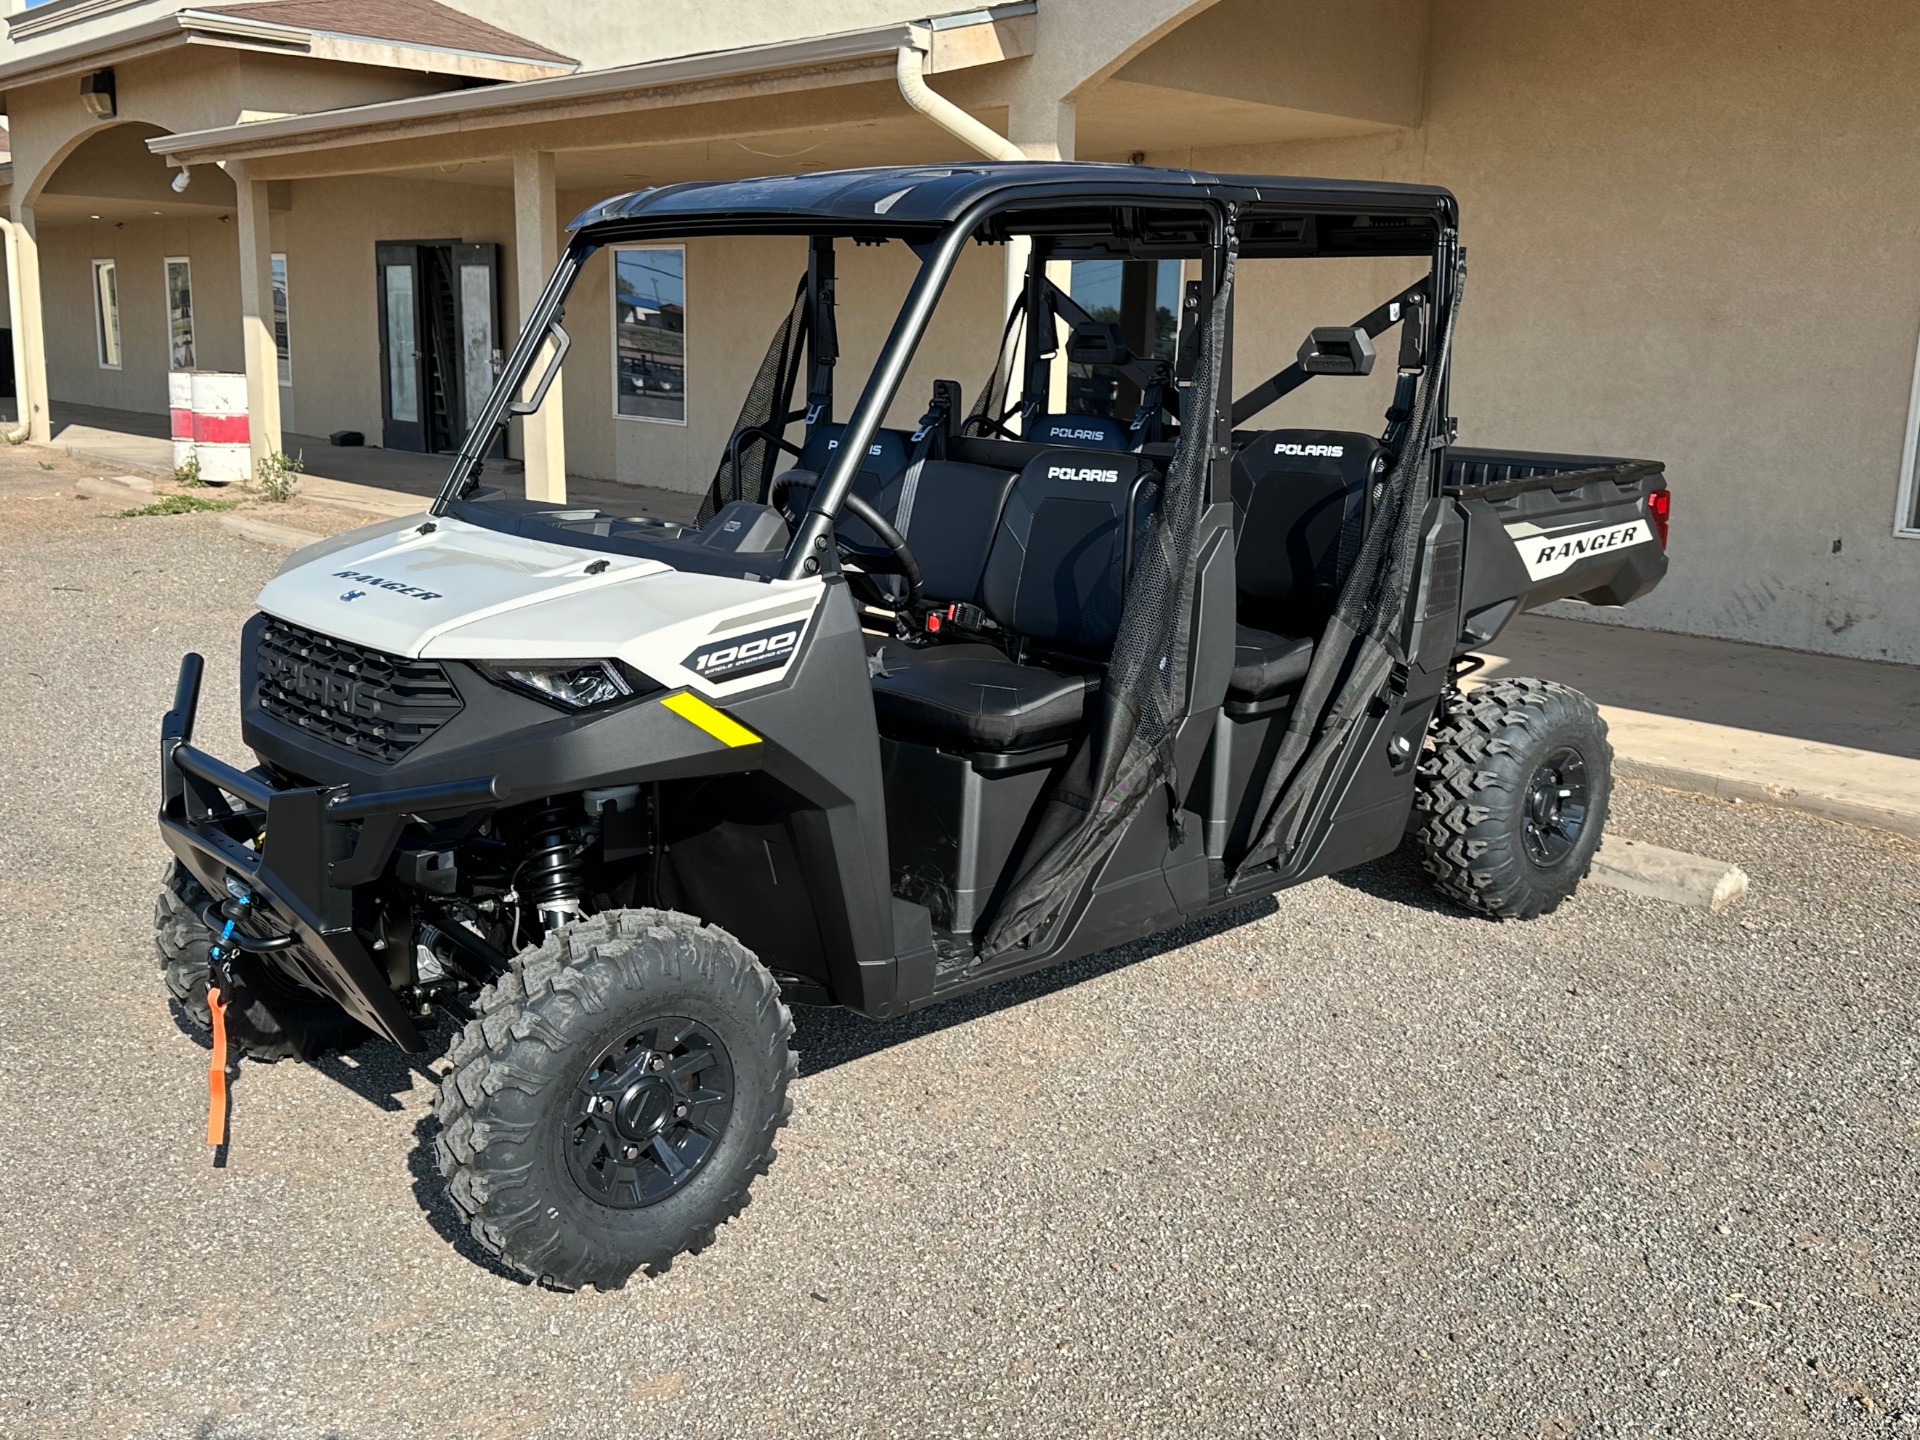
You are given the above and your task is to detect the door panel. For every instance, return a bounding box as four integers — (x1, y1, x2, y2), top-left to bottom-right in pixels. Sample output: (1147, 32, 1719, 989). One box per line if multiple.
(452, 243, 503, 456)
(376, 244, 425, 451)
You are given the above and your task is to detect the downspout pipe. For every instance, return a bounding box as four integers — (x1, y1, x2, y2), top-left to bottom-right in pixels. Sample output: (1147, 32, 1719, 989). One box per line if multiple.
(896, 37, 1033, 396)
(895, 39, 1024, 163)
(0, 217, 32, 444)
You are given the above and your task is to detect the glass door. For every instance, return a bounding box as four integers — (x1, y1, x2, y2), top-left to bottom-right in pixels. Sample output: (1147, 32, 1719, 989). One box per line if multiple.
(451, 243, 504, 455)
(376, 243, 425, 451)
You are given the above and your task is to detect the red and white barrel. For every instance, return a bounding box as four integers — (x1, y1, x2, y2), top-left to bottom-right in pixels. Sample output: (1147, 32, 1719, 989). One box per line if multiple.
(168, 371, 194, 472)
(189, 372, 250, 484)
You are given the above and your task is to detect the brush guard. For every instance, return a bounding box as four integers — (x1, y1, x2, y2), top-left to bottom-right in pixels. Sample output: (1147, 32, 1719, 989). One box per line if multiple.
(159, 653, 505, 1051)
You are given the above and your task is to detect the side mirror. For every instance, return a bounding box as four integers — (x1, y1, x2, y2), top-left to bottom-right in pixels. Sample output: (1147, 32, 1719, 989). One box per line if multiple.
(1297, 325, 1376, 376)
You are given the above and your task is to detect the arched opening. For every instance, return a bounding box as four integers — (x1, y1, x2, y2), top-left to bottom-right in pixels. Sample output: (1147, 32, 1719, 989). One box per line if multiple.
(25, 121, 244, 431)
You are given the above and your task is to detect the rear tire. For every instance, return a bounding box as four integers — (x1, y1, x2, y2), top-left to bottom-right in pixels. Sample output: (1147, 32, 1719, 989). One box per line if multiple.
(1410, 677, 1612, 919)
(154, 861, 369, 1061)
(431, 909, 795, 1290)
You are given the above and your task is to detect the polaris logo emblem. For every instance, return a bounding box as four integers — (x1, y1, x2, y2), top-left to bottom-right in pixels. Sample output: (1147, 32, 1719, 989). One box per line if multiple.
(331, 569, 442, 602)
(1274, 442, 1345, 458)
(825, 439, 886, 457)
(683, 621, 804, 683)
(1517, 519, 1654, 581)
(1047, 464, 1120, 484)
(1045, 426, 1109, 443)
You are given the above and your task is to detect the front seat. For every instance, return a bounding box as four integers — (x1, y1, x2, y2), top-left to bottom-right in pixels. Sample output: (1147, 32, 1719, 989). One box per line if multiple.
(1229, 428, 1388, 702)
(869, 449, 1160, 752)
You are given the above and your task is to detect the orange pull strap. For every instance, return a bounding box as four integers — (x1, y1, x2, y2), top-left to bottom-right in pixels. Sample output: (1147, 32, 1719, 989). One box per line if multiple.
(206, 985, 230, 1148)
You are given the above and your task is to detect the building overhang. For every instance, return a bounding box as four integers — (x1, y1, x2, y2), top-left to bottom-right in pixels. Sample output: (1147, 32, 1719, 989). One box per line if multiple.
(144, 5, 1037, 172)
(0, 4, 580, 96)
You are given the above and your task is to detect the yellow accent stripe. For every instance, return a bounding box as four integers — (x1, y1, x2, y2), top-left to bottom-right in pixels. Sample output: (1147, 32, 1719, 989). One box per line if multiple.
(661, 691, 761, 748)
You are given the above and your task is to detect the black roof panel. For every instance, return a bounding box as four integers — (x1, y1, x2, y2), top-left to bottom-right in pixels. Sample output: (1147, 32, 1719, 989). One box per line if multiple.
(569, 161, 1456, 236)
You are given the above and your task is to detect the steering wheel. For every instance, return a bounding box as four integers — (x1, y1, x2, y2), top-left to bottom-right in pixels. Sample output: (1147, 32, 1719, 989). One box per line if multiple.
(838, 493, 923, 612)
(768, 473, 922, 611)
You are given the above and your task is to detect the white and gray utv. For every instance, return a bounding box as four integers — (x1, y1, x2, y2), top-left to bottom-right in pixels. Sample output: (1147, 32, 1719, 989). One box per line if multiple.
(156, 163, 1670, 1288)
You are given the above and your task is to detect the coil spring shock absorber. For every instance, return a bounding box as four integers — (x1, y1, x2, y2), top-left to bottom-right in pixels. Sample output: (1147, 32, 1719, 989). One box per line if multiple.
(522, 797, 589, 933)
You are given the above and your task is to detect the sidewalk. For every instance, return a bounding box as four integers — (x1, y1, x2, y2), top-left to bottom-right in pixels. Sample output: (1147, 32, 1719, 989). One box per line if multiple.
(1480, 615, 1920, 840)
(42, 399, 704, 524)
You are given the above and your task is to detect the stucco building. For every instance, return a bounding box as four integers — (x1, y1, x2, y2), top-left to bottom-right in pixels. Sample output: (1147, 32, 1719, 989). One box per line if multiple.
(1, 0, 1914, 662)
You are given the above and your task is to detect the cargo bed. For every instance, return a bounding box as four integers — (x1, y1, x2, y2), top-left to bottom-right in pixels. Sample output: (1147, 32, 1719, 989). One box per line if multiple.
(1443, 445, 1669, 647)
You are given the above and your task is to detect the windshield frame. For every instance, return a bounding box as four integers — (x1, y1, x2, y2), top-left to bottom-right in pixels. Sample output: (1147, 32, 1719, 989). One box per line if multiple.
(429, 186, 1249, 580)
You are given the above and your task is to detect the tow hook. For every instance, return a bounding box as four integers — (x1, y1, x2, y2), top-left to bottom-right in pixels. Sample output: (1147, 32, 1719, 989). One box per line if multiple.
(202, 879, 255, 1155)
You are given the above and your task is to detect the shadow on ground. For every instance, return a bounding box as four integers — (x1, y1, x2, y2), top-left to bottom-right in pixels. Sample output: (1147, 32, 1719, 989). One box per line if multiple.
(791, 892, 1280, 1077)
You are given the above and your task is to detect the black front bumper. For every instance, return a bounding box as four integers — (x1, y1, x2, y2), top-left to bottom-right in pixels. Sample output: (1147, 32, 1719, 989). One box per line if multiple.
(159, 654, 504, 1051)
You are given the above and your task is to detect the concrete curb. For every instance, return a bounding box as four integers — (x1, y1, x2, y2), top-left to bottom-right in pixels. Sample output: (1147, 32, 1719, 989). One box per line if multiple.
(295, 481, 423, 519)
(1616, 757, 1920, 843)
(1589, 835, 1749, 912)
(217, 514, 325, 549)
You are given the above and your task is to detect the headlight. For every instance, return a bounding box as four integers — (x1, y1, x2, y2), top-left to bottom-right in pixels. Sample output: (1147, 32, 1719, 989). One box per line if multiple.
(476, 659, 637, 710)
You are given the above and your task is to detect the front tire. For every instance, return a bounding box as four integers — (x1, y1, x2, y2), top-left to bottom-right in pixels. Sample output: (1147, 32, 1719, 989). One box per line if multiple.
(431, 909, 795, 1290)
(1410, 677, 1612, 919)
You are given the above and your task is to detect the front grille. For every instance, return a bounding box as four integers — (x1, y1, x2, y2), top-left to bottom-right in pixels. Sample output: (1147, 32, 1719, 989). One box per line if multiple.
(255, 616, 463, 764)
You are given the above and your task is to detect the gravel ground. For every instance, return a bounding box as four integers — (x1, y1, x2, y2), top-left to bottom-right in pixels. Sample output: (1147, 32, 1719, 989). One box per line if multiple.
(2, 459, 1917, 1438)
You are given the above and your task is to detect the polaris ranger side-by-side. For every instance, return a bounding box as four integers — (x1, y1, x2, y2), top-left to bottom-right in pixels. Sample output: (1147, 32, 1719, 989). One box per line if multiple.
(155, 164, 1670, 1288)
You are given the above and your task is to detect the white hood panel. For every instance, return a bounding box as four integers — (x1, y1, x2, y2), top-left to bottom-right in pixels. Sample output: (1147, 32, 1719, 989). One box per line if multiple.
(255, 516, 825, 698)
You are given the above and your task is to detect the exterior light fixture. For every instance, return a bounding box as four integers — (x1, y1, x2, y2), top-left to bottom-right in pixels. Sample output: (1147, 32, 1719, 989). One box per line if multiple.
(80, 69, 116, 118)
(171, 167, 192, 193)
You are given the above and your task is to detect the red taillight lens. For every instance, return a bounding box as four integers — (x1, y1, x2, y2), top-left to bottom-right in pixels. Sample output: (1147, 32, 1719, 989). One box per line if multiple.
(1646, 488, 1671, 550)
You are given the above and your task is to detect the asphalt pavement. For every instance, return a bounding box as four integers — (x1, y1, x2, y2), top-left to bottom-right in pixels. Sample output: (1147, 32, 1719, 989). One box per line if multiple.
(2, 469, 1917, 1438)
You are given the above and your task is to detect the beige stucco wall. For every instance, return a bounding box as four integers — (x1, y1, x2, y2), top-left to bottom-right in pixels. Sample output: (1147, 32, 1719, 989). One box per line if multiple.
(1167, 0, 1920, 664)
(8, 48, 446, 204)
(448, 2, 929, 73)
(274, 173, 516, 443)
(38, 212, 241, 409)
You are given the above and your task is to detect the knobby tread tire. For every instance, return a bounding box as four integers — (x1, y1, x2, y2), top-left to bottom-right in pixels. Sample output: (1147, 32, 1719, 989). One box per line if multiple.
(1410, 676, 1612, 920)
(153, 861, 368, 1062)
(430, 909, 795, 1291)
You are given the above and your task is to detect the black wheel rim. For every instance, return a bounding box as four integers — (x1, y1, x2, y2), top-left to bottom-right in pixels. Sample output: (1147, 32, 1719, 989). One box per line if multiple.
(564, 1016, 734, 1209)
(1522, 744, 1590, 868)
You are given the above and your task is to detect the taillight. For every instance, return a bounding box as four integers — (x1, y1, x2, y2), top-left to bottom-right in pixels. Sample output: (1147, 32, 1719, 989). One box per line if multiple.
(1646, 488, 1671, 550)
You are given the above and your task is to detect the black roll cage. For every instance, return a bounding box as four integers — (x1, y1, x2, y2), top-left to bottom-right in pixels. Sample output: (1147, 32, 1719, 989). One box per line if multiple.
(429, 170, 1457, 583)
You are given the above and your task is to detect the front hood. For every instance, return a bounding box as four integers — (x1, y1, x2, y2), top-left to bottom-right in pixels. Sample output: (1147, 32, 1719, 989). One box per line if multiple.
(255, 517, 823, 696)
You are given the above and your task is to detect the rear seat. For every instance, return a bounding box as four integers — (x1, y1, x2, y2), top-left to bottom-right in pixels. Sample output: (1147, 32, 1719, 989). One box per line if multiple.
(870, 449, 1160, 752)
(1229, 427, 1388, 703)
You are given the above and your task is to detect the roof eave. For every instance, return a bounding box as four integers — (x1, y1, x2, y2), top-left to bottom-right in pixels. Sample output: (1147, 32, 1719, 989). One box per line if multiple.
(146, 4, 1037, 167)
(0, 8, 576, 94)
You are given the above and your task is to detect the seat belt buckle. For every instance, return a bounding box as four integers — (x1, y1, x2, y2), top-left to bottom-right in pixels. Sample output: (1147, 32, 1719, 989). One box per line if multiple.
(927, 602, 989, 636)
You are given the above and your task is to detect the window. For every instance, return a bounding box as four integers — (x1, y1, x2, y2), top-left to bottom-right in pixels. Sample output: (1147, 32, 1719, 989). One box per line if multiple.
(612, 245, 686, 424)
(271, 253, 291, 386)
(383, 261, 418, 424)
(1899, 323, 1920, 537)
(1064, 258, 1183, 419)
(164, 256, 194, 370)
(92, 259, 121, 370)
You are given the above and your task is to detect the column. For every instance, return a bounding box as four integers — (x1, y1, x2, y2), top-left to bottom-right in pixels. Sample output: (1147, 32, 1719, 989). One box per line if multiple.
(232, 162, 283, 477)
(8, 204, 51, 444)
(513, 150, 566, 504)
(1005, 98, 1078, 420)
